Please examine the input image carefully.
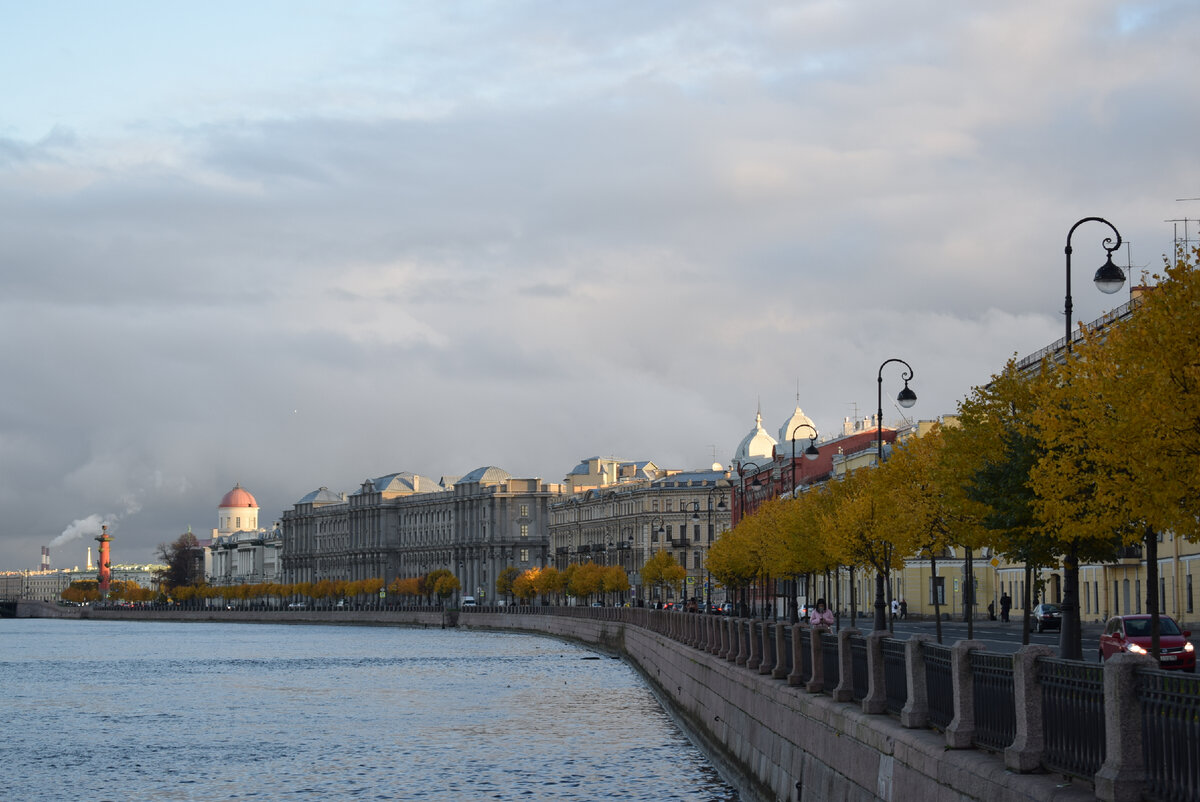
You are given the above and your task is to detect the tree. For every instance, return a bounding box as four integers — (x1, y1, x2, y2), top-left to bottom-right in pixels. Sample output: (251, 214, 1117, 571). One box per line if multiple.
(601, 565, 630, 603)
(642, 549, 686, 604)
(495, 566, 519, 604)
(567, 561, 605, 602)
(61, 580, 101, 604)
(432, 572, 460, 602)
(1032, 247, 1200, 658)
(533, 565, 565, 604)
(947, 359, 1055, 647)
(513, 568, 539, 602)
(155, 531, 203, 590)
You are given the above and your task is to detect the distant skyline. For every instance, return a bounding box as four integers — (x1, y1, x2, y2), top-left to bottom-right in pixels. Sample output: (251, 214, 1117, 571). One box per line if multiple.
(2, 1, 1199, 570)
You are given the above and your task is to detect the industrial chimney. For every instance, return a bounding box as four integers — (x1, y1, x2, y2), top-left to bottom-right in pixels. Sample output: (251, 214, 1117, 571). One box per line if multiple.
(40, 546, 51, 572)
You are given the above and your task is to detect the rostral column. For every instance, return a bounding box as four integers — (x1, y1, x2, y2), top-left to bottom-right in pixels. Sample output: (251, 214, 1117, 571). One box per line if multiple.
(95, 525, 113, 596)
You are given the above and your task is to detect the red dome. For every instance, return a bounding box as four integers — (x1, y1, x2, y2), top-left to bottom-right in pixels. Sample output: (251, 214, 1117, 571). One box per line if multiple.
(219, 484, 258, 508)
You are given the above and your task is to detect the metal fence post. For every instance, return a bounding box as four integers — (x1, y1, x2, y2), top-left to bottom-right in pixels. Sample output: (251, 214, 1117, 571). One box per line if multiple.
(1004, 644, 1054, 772)
(862, 630, 888, 714)
(945, 639, 984, 749)
(1094, 653, 1153, 802)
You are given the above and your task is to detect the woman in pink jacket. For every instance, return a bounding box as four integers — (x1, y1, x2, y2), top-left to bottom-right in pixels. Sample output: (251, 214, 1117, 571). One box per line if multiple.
(810, 598, 835, 627)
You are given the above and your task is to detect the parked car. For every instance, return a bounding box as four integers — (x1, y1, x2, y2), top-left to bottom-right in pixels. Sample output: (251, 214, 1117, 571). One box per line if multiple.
(1029, 603, 1062, 632)
(1099, 614, 1196, 672)
(461, 596, 477, 607)
(287, 601, 307, 610)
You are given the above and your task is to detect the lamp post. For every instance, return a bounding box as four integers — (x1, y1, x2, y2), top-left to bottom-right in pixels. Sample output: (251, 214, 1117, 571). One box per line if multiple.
(1065, 217, 1125, 353)
(649, 515, 665, 606)
(874, 358, 917, 630)
(1058, 217, 1124, 660)
(689, 486, 728, 614)
(789, 423, 820, 493)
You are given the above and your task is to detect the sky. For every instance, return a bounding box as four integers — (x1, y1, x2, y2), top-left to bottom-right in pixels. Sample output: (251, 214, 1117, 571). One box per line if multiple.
(2, 0, 1198, 571)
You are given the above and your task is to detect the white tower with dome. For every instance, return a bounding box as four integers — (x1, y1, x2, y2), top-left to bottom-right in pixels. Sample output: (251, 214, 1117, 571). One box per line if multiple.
(217, 483, 259, 536)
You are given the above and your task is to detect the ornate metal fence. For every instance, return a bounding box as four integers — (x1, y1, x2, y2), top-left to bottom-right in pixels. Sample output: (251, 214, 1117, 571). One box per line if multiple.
(970, 651, 1016, 751)
(924, 643, 954, 730)
(1138, 668, 1200, 801)
(1039, 658, 1105, 779)
(881, 638, 908, 715)
(849, 634, 869, 701)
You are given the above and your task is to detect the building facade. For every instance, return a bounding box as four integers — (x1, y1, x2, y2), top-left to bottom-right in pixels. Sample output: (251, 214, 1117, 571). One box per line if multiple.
(206, 484, 284, 587)
(281, 467, 564, 603)
(549, 457, 733, 604)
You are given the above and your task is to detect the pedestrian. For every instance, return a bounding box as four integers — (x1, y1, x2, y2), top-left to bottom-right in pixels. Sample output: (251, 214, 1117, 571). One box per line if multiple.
(890, 598, 899, 620)
(987, 600, 996, 621)
(899, 599, 907, 620)
(1000, 593, 1011, 623)
(810, 598, 835, 628)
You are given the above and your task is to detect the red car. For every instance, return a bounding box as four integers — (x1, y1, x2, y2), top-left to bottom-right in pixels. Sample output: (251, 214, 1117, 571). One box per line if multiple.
(1099, 614, 1195, 672)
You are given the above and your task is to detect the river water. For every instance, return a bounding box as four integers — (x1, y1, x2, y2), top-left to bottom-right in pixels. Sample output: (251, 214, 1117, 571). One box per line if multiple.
(1, 618, 739, 801)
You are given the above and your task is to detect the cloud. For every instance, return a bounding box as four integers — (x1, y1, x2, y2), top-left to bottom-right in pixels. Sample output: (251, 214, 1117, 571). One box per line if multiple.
(1, 1, 1198, 569)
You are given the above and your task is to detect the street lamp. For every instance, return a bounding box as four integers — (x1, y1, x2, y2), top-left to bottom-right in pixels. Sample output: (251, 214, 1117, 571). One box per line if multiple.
(649, 516, 666, 606)
(789, 423, 820, 493)
(1065, 217, 1125, 353)
(876, 359, 916, 463)
(1058, 217, 1123, 660)
(874, 358, 917, 631)
(690, 486, 728, 614)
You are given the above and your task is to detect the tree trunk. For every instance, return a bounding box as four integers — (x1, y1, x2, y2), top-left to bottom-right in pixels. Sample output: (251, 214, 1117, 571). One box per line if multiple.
(1146, 526, 1160, 660)
(1021, 562, 1032, 646)
(930, 552, 943, 644)
(1059, 542, 1082, 660)
(963, 546, 974, 640)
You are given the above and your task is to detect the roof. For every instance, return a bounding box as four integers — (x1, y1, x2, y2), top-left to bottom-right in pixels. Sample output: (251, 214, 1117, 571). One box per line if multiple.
(219, 483, 258, 509)
(458, 466, 512, 485)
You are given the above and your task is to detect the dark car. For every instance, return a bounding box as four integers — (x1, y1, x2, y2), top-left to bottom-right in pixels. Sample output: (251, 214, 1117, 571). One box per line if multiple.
(1099, 614, 1196, 672)
(1029, 603, 1062, 632)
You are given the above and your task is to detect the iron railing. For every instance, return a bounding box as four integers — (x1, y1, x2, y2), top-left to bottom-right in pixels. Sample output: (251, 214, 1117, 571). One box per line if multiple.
(924, 643, 954, 730)
(970, 651, 1016, 752)
(881, 638, 908, 715)
(1137, 668, 1200, 802)
(849, 634, 869, 701)
(1039, 658, 1106, 779)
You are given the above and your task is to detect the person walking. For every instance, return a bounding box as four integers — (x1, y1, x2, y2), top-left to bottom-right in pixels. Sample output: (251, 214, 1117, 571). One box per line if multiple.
(810, 598, 835, 628)
(890, 598, 899, 621)
(899, 599, 908, 620)
(1000, 593, 1011, 623)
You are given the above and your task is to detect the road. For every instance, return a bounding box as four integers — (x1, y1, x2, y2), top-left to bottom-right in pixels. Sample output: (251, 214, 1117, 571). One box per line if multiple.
(836, 617, 1104, 661)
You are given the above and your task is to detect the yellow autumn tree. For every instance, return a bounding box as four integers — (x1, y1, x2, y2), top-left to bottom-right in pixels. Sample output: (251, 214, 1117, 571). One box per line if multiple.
(1032, 247, 1200, 658)
(643, 549, 686, 604)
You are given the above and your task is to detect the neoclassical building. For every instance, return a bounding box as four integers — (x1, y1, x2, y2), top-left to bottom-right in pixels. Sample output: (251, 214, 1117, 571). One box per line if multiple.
(549, 457, 733, 604)
(206, 484, 284, 587)
(280, 467, 564, 603)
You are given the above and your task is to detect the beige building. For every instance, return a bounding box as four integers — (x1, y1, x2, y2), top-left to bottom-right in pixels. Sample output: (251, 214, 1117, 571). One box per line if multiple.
(550, 458, 733, 605)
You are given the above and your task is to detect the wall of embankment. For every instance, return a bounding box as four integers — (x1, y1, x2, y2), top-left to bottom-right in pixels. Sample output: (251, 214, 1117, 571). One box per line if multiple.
(461, 612, 1093, 802)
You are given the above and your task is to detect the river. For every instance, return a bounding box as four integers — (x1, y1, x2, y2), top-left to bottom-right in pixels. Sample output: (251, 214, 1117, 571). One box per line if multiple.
(0, 618, 738, 801)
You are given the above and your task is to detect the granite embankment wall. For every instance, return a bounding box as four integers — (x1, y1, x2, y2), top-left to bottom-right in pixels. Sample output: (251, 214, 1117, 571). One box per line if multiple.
(461, 612, 1092, 802)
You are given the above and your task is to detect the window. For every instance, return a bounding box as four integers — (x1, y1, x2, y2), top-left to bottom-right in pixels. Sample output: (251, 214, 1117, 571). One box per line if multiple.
(930, 576, 945, 605)
(520, 524, 529, 539)
(693, 524, 700, 541)
(651, 526, 659, 543)
(693, 551, 700, 569)
(520, 505, 529, 517)
(236, 517, 241, 529)
(1161, 577, 1167, 613)
(519, 548, 529, 562)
